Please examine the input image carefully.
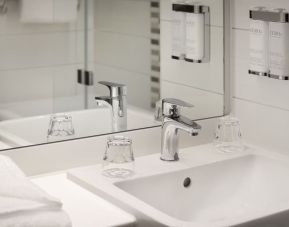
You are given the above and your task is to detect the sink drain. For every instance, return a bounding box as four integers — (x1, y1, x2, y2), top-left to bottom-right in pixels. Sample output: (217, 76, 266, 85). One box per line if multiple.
(183, 177, 191, 188)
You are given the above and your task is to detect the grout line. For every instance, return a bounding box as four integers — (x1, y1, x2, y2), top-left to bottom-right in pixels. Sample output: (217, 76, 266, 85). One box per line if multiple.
(94, 28, 151, 40)
(160, 19, 224, 28)
(0, 28, 93, 37)
(94, 61, 151, 79)
(0, 63, 83, 73)
(162, 79, 224, 96)
(232, 27, 249, 31)
(233, 97, 289, 113)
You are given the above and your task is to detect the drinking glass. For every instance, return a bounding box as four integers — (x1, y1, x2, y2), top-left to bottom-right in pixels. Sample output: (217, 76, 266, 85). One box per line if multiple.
(47, 114, 75, 142)
(102, 136, 135, 178)
(214, 116, 244, 153)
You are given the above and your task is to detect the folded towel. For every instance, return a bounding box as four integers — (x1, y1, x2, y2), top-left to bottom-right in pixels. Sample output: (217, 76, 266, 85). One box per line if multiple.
(0, 209, 71, 227)
(0, 155, 61, 210)
(0, 155, 72, 227)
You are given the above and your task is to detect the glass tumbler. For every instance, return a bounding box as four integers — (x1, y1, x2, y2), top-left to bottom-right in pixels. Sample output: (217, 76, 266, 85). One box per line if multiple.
(47, 114, 75, 142)
(214, 116, 244, 153)
(102, 136, 135, 178)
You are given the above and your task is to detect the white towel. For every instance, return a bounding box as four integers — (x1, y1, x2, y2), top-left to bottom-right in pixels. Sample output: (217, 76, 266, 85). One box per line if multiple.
(0, 155, 72, 227)
(0, 209, 71, 227)
(20, 0, 78, 24)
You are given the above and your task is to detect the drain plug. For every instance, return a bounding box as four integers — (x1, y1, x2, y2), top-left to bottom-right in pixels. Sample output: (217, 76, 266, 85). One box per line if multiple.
(183, 177, 191, 188)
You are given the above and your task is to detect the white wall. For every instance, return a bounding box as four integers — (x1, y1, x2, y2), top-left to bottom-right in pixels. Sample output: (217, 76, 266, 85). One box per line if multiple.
(90, 0, 153, 110)
(231, 0, 289, 153)
(160, 0, 224, 119)
(0, 0, 87, 116)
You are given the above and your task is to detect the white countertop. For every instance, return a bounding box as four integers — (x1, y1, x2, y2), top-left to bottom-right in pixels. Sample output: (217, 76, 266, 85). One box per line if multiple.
(31, 173, 136, 227)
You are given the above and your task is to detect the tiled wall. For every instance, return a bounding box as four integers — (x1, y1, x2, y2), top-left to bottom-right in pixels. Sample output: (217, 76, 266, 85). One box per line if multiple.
(231, 0, 289, 152)
(160, 0, 224, 119)
(0, 0, 87, 117)
(90, 0, 153, 110)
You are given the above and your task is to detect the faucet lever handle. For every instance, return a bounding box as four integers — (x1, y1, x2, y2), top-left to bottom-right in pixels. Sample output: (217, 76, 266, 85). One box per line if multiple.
(98, 81, 127, 97)
(162, 98, 193, 108)
(162, 98, 194, 118)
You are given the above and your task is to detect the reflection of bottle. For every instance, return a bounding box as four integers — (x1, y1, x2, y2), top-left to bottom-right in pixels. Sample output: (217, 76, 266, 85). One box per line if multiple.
(249, 7, 269, 76)
(171, 2, 186, 60)
(185, 10, 205, 62)
(269, 9, 289, 79)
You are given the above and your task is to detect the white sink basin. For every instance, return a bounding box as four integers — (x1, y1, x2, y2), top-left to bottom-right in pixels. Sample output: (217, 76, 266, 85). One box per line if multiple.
(68, 145, 289, 227)
(0, 106, 158, 147)
(116, 155, 289, 225)
(0, 107, 112, 146)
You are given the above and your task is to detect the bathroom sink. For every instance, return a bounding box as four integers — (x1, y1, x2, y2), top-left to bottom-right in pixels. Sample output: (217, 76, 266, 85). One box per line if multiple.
(0, 106, 158, 147)
(116, 155, 289, 226)
(68, 145, 289, 227)
(0, 107, 112, 146)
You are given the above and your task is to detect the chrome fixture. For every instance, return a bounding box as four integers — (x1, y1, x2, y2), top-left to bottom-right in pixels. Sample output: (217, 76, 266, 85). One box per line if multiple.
(77, 69, 94, 86)
(249, 8, 289, 23)
(95, 81, 127, 132)
(160, 98, 201, 161)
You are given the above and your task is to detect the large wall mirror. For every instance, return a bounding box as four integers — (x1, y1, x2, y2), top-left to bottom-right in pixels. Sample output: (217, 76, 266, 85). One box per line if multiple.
(0, 0, 229, 151)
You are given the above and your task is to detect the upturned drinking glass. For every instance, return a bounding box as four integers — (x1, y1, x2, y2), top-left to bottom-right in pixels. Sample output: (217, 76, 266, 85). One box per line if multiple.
(214, 116, 244, 153)
(102, 136, 135, 178)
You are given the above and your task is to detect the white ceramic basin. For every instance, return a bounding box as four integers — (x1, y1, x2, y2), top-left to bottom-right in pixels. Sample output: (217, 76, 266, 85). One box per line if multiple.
(116, 155, 289, 225)
(0, 106, 158, 147)
(68, 145, 289, 227)
(0, 107, 112, 146)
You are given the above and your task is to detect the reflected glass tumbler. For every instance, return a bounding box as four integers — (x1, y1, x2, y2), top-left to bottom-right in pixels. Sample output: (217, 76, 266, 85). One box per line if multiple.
(47, 114, 75, 142)
(102, 136, 135, 178)
(214, 116, 244, 153)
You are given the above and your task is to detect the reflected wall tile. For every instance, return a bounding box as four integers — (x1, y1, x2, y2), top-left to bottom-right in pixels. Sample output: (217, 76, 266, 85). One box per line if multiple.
(94, 0, 150, 37)
(161, 80, 224, 119)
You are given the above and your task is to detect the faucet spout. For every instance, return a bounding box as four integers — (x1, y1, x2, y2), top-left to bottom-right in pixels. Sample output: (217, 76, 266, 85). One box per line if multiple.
(95, 96, 112, 105)
(176, 116, 201, 136)
(95, 81, 127, 132)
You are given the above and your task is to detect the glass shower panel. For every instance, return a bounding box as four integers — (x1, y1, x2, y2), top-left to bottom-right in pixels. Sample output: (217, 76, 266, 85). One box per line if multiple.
(0, 0, 86, 120)
(52, 0, 87, 114)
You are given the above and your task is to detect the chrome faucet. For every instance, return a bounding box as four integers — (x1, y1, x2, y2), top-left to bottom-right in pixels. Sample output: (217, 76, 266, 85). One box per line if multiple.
(160, 98, 201, 161)
(95, 81, 127, 132)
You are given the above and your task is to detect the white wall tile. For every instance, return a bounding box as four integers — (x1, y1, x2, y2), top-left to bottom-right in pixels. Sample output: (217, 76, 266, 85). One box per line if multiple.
(92, 0, 152, 110)
(233, 98, 289, 153)
(53, 65, 79, 97)
(161, 80, 224, 119)
(0, 67, 53, 103)
(94, 30, 150, 75)
(0, 32, 77, 70)
(94, 0, 150, 37)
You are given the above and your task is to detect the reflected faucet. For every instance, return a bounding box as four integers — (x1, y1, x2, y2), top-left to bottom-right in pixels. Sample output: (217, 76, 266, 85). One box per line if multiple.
(95, 81, 127, 132)
(160, 98, 201, 161)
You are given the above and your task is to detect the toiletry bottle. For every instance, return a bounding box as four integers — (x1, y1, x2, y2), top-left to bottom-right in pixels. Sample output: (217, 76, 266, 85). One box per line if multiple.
(184, 5, 205, 62)
(171, 1, 186, 60)
(249, 7, 269, 76)
(269, 9, 289, 80)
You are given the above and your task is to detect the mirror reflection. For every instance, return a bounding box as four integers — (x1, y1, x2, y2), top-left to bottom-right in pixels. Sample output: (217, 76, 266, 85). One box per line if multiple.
(0, 0, 226, 151)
